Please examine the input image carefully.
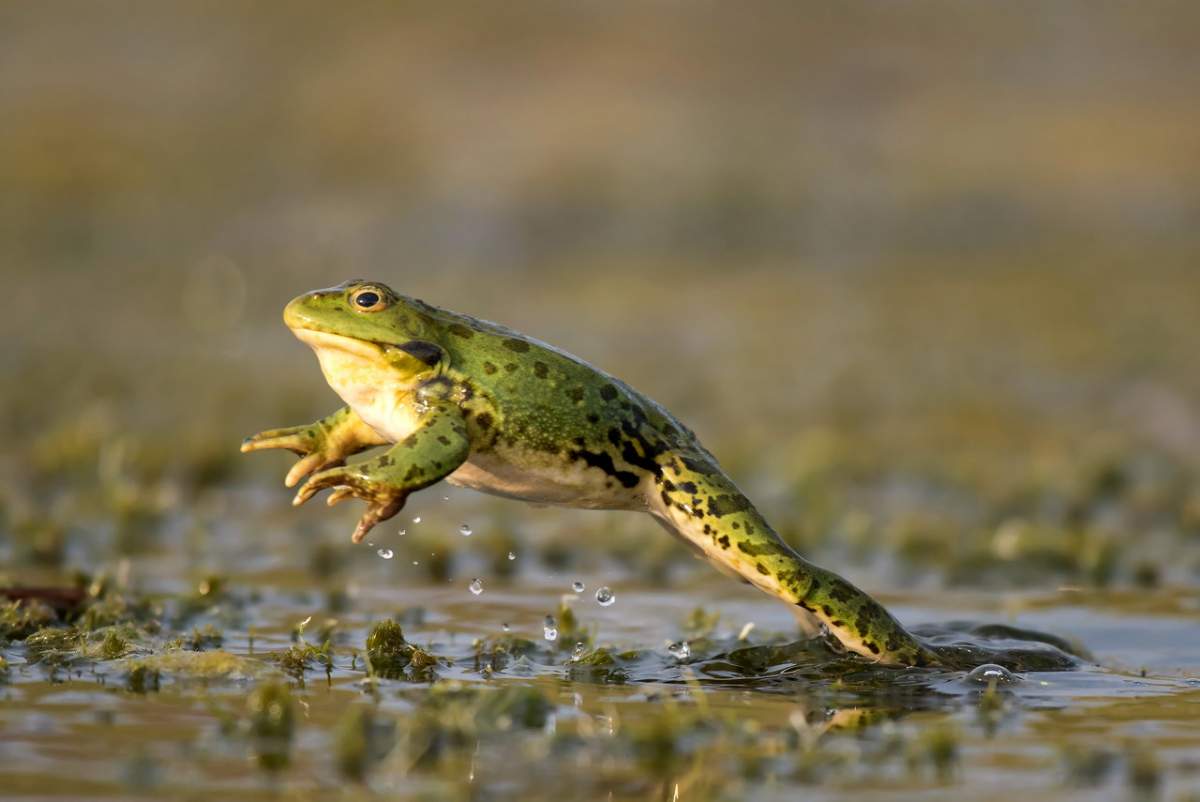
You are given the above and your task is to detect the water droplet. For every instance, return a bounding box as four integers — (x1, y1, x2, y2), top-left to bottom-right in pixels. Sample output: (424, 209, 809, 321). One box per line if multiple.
(572, 642, 586, 660)
(468, 578, 483, 596)
(459, 524, 472, 536)
(965, 663, 1019, 685)
(667, 640, 691, 660)
(543, 615, 559, 642)
(398, 529, 406, 536)
(507, 551, 516, 561)
(442, 495, 449, 501)
(502, 622, 511, 633)
(594, 586, 615, 607)
(412, 560, 420, 566)
(377, 548, 394, 560)
(571, 580, 585, 593)
(412, 516, 422, 524)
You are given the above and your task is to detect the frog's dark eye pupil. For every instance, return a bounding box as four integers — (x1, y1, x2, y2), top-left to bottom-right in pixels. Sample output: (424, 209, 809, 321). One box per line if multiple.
(354, 291, 380, 309)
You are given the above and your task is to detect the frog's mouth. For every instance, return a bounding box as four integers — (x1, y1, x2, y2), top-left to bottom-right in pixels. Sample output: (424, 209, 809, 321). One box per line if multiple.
(290, 327, 386, 361)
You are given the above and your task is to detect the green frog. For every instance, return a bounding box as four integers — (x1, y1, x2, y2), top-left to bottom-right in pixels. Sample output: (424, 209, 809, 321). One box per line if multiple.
(242, 280, 937, 666)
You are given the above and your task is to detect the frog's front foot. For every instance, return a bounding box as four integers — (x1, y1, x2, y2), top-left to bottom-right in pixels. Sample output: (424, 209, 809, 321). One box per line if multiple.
(241, 407, 388, 488)
(293, 461, 408, 543)
(241, 425, 343, 487)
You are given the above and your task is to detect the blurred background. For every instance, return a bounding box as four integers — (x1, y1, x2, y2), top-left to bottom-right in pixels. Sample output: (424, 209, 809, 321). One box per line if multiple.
(3, 1, 1200, 588)
(4, 5, 1200, 798)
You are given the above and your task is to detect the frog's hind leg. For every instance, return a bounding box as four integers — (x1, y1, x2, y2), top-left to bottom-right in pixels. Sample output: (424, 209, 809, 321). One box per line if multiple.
(789, 605, 825, 639)
(648, 452, 937, 667)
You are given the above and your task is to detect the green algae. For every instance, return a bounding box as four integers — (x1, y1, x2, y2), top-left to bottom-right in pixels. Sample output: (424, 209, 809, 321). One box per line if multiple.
(125, 650, 269, 681)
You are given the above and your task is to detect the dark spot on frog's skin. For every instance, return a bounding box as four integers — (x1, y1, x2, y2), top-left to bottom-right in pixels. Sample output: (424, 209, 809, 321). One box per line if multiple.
(403, 465, 425, 481)
(755, 563, 770, 575)
(586, 413, 600, 424)
(483, 362, 498, 375)
(661, 478, 676, 492)
(505, 363, 519, 372)
(573, 437, 586, 446)
(826, 580, 856, 604)
(619, 433, 665, 477)
(607, 428, 622, 447)
(417, 312, 437, 327)
(865, 641, 880, 655)
(533, 361, 549, 379)
(732, 522, 740, 530)
(475, 412, 494, 431)
(503, 338, 530, 353)
(437, 435, 451, 446)
(660, 490, 672, 507)
(717, 535, 730, 549)
(822, 605, 833, 617)
(681, 455, 719, 476)
(567, 386, 585, 402)
(677, 481, 697, 494)
(736, 539, 784, 557)
(569, 448, 640, 489)
(397, 341, 442, 366)
(744, 521, 755, 535)
(707, 493, 751, 518)
(448, 323, 474, 339)
(599, 384, 618, 402)
(831, 619, 845, 628)
(377, 456, 393, 467)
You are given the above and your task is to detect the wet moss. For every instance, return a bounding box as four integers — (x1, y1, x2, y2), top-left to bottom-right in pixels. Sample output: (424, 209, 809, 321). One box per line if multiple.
(24, 627, 82, 666)
(364, 619, 439, 680)
(0, 600, 58, 642)
(275, 640, 333, 683)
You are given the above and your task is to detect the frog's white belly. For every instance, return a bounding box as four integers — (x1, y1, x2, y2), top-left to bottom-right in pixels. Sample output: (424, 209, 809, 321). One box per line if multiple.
(447, 449, 647, 511)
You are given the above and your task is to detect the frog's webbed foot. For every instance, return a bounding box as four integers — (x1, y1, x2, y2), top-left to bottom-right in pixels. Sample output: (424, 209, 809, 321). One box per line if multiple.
(241, 407, 388, 488)
(292, 459, 409, 543)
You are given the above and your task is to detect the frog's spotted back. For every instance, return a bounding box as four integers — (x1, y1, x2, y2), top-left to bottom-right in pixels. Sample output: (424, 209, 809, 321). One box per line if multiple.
(243, 282, 937, 666)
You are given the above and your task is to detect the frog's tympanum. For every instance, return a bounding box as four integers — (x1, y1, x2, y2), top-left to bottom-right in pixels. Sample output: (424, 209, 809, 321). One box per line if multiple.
(243, 281, 937, 666)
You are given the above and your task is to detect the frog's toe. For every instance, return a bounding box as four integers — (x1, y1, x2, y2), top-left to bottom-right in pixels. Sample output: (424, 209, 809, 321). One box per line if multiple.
(350, 496, 407, 544)
(293, 466, 353, 506)
(242, 427, 311, 456)
(326, 487, 354, 506)
(285, 453, 341, 488)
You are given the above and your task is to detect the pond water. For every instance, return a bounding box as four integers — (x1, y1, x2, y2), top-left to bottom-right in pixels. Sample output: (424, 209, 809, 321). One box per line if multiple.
(3, 477, 1199, 802)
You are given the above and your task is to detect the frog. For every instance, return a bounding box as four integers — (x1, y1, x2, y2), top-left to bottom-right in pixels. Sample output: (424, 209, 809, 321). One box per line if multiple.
(242, 280, 938, 667)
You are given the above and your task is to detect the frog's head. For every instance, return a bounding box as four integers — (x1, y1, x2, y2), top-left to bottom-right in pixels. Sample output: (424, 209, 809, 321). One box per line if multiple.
(284, 280, 445, 394)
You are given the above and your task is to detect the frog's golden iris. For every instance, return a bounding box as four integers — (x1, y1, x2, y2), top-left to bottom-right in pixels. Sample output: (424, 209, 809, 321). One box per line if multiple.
(244, 280, 938, 667)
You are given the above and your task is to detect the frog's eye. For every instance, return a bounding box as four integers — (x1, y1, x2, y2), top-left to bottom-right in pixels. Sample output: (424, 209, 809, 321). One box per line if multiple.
(350, 287, 387, 312)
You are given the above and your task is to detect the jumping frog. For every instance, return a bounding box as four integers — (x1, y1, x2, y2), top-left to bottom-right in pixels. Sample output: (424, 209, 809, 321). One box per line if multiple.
(242, 280, 937, 666)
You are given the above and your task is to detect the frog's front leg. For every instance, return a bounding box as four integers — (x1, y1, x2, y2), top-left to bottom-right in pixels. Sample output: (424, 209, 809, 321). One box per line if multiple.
(292, 400, 470, 543)
(241, 406, 390, 488)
